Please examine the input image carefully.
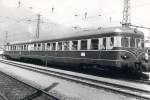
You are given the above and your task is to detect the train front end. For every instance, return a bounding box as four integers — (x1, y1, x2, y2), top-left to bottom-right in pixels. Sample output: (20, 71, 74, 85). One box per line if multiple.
(116, 28, 150, 74)
(118, 48, 150, 74)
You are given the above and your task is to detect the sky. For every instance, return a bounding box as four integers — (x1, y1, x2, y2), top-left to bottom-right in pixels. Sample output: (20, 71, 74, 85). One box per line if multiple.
(1, 0, 150, 45)
(1, 0, 122, 27)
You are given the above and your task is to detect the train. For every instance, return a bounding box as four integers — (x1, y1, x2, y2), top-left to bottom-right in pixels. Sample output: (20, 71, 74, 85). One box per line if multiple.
(3, 26, 150, 75)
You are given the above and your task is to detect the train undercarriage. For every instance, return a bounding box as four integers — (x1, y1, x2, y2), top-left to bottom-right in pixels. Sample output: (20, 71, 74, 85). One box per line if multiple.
(3, 53, 150, 79)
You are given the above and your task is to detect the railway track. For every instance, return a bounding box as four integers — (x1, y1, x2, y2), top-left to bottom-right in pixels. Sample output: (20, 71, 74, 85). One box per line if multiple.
(0, 59, 150, 100)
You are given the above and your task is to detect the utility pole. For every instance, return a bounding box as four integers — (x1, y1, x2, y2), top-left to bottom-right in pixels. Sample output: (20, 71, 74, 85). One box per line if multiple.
(4, 31, 8, 50)
(52, 7, 54, 14)
(35, 14, 41, 39)
(122, 0, 131, 27)
(85, 12, 87, 19)
(122, 0, 150, 30)
(18, 1, 21, 8)
(5, 31, 8, 45)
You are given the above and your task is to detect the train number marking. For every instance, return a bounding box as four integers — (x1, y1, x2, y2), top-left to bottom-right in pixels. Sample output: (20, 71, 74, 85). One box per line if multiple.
(81, 52, 85, 57)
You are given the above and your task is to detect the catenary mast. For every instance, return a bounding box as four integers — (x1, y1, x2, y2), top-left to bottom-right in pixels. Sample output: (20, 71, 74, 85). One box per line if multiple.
(35, 14, 41, 39)
(122, 0, 131, 27)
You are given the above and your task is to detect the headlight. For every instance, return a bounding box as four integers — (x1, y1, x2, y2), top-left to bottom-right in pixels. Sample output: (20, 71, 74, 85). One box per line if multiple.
(145, 53, 149, 60)
(121, 55, 129, 60)
(143, 53, 149, 63)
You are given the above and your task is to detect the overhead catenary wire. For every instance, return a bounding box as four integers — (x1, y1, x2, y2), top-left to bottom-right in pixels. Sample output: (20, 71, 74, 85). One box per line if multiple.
(0, 0, 150, 29)
(0, 0, 150, 24)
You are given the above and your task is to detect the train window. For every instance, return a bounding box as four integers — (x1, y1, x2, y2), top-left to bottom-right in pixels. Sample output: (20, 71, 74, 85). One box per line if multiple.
(102, 38, 106, 49)
(46, 43, 50, 50)
(91, 39, 98, 50)
(7, 46, 10, 51)
(9, 46, 11, 51)
(107, 37, 114, 49)
(15, 46, 17, 50)
(51, 43, 56, 50)
(14, 46, 16, 50)
(14, 46, 15, 50)
(121, 37, 129, 47)
(130, 37, 135, 48)
(72, 40, 78, 50)
(98, 38, 103, 49)
(136, 38, 141, 48)
(26, 45, 28, 51)
(28, 44, 32, 51)
(42, 43, 45, 51)
(141, 42, 144, 48)
(58, 42, 62, 50)
(63, 41, 69, 50)
(114, 36, 121, 47)
(12, 46, 13, 50)
(148, 49, 150, 53)
(110, 37, 114, 47)
(37, 43, 41, 50)
(34, 44, 36, 50)
(6, 46, 8, 51)
(10, 46, 12, 50)
(27, 45, 28, 51)
(10, 46, 11, 50)
(17, 45, 19, 51)
(11, 46, 14, 50)
(81, 40, 87, 50)
(24, 45, 26, 51)
(20, 45, 22, 51)
(18, 45, 20, 50)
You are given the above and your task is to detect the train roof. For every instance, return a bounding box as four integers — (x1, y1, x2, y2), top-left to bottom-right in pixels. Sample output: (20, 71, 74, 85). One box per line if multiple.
(10, 26, 144, 45)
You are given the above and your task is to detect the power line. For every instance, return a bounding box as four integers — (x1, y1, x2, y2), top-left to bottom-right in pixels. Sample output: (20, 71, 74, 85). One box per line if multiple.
(1, 0, 150, 29)
(4, 31, 8, 50)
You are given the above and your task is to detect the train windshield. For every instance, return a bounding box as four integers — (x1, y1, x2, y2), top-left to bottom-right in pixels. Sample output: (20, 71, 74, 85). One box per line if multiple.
(121, 37, 129, 47)
(136, 38, 141, 48)
(121, 37, 143, 48)
(130, 38, 135, 47)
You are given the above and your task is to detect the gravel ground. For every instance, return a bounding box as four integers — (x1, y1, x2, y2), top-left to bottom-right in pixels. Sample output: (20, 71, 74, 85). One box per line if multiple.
(0, 71, 55, 100)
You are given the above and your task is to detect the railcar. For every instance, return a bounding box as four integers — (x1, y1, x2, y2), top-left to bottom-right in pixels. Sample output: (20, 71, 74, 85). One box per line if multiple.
(3, 27, 150, 74)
